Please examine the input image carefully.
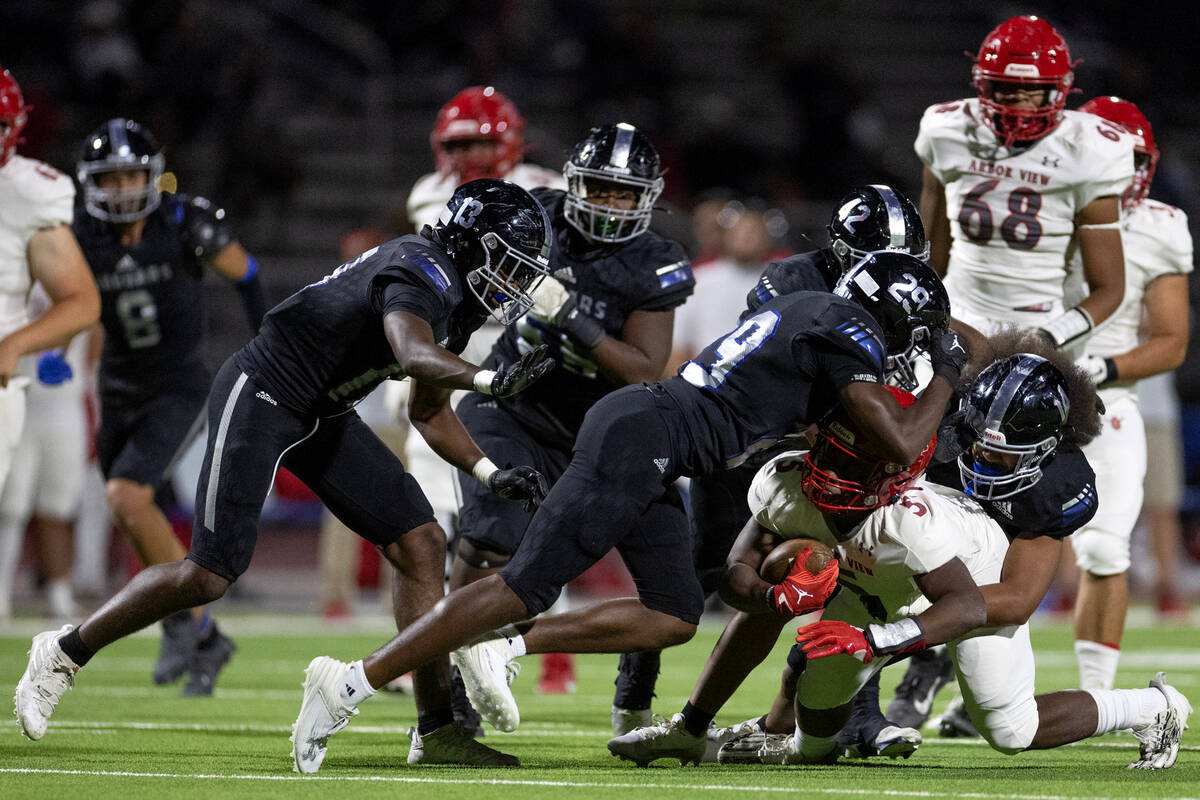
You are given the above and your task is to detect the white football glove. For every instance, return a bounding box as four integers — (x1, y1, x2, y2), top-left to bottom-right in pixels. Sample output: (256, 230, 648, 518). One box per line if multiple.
(1078, 353, 1117, 387)
(530, 275, 571, 321)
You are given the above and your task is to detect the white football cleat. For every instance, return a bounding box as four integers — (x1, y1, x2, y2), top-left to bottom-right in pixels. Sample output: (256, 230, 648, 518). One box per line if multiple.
(452, 637, 521, 732)
(14, 625, 79, 740)
(405, 723, 519, 766)
(611, 705, 653, 737)
(291, 657, 359, 773)
(607, 712, 706, 767)
(706, 717, 764, 762)
(1129, 672, 1192, 770)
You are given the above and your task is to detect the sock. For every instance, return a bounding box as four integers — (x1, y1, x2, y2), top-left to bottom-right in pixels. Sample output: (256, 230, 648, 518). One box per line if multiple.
(1075, 640, 1120, 691)
(614, 650, 661, 710)
(754, 714, 767, 732)
(794, 725, 838, 761)
(497, 624, 527, 658)
(681, 701, 714, 737)
(1086, 687, 1167, 735)
(417, 707, 455, 736)
(340, 660, 377, 706)
(58, 628, 93, 667)
(196, 609, 214, 640)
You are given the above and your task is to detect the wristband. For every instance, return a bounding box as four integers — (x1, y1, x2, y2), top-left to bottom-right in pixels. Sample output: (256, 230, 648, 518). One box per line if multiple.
(864, 617, 926, 657)
(1039, 307, 1094, 348)
(471, 456, 499, 486)
(473, 370, 497, 394)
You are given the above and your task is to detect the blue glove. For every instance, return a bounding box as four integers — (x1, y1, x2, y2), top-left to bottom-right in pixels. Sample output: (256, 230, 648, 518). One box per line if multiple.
(36, 349, 73, 386)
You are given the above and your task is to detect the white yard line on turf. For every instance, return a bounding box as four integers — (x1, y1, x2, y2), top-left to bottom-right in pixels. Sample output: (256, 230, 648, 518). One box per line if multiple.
(0, 768, 1197, 800)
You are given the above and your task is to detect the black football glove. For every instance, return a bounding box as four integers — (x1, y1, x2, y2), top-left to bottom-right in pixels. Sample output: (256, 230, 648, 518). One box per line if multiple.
(488, 465, 550, 512)
(927, 327, 969, 385)
(490, 345, 555, 397)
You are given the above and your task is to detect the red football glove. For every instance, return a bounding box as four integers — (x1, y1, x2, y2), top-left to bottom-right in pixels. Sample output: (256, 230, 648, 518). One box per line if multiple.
(766, 548, 839, 616)
(795, 620, 874, 663)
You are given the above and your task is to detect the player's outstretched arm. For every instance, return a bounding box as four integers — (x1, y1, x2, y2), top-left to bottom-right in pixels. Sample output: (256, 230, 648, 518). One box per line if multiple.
(206, 240, 268, 332)
(384, 310, 491, 390)
(979, 532, 1062, 627)
(919, 166, 951, 277)
(839, 377, 953, 465)
(1, 225, 99, 385)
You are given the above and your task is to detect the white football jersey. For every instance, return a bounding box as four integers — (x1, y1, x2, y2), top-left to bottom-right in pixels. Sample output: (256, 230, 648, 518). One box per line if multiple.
(1081, 199, 1193, 406)
(916, 99, 1133, 328)
(0, 155, 75, 339)
(406, 162, 566, 230)
(748, 452, 1007, 623)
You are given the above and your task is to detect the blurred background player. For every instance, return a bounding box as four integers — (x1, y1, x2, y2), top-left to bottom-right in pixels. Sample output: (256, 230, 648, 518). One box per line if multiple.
(1067, 96, 1192, 691)
(448, 123, 692, 720)
(0, 284, 90, 622)
(0, 64, 99, 536)
(915, 15, 1131, 360)
(73, 117, 266, 695)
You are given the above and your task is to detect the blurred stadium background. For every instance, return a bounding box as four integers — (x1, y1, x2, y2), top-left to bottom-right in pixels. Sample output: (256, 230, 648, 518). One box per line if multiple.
(4, 0, 1200, 614)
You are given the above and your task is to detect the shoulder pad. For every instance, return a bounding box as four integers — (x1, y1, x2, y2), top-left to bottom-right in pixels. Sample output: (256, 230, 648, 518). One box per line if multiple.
(178, 194, 235, 260)
(811, 298, 886, 372)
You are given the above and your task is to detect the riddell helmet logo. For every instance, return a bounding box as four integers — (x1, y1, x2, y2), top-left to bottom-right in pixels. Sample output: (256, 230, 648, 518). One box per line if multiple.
(1003, 64, 1042, 78)
(983, 428, 1006, 444)
(828, 420, 855, 445)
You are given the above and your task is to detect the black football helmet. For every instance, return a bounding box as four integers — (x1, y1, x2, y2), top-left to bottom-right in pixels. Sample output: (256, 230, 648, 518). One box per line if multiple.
(563, 122, 664, 243)
(832, 252, 951, 391)
(77, 118, 165, 223)
(435, 178, 552, 325)
(957, 353, 1070, 499)
(827, 184, 928, 273)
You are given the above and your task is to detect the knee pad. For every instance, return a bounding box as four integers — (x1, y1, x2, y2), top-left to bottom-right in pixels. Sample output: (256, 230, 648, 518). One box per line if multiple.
(975, 699, 1038, 754)
(1071, 528, 1130, 576)
(455, 538, 512, 570)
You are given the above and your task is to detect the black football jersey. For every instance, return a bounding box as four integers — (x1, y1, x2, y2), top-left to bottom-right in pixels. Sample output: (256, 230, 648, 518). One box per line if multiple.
(76, 192, 235, 399)
(662, 290, 887, 475)
(235, 233, 487, 417)
(927, 445, 1098, 539)
(488, 188, 693, 441)
(743, 248, 839, 315)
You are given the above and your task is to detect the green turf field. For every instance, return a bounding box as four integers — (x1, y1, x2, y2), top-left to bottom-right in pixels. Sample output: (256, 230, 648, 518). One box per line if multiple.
(1, 614, 1197, 798)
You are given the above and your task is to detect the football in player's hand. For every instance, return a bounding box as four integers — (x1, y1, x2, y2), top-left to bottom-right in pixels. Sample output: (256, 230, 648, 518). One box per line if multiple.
(760, 538, 835, 584)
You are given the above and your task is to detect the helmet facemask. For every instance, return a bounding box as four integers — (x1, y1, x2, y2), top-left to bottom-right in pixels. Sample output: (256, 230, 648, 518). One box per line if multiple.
(884, 324, 931, 393)
(974, 74, 1072, 147)
(564, 164, 662, 243)
(957, 433, 1057, 500)
(80, 161, 164, 223)
(465, 230, 551, 325)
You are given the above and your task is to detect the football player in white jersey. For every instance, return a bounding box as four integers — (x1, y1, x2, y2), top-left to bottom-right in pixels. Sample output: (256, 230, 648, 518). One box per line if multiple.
(915, 15, 1132, 359)
(402, 86, 573, 698)
(744, 378, 1189, 770)
(0, 66, 99, 494)
(1067, 97, 1192, 692)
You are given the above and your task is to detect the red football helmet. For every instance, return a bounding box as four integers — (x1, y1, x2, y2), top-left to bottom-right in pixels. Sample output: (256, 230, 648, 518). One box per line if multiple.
(971, 15, 1077, 147)
(431, 86, 526, 182)
(800, 387, 936, 514)
(0, 67, 29, 167)
(1080, 96, 1157, 210)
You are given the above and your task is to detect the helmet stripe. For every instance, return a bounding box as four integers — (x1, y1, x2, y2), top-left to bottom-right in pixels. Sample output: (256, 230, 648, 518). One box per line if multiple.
(870, 184, 908, 250)
(610, 123, 636, 170)
(983, 357, 1040, 435)
(107, 118, 129, 155)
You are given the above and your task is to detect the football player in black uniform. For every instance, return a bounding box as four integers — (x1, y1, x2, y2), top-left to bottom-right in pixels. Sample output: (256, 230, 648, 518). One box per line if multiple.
(16, 179, 556, 767)
(450, 124, 692, 708)
(71, 119, 266, 695)
(290, 249, 971, 773)
(613, 183, 930, 734)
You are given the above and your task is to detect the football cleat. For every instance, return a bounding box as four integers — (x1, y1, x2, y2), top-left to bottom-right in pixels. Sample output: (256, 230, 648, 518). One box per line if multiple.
(1128, 672, 1192, 770)
(450, 665, 485, 738)
(886, 647, 955, 729)
(937, 695, 980, 738)
(153, 610, 199, 685)
(717, 731, 791, 765)
(14, 625, 79, 740)
(406, 723, 519, 766)
(611, 705, 653, 737)
(290, 657, 359, 773)
(607, 713, 706, 767)
(706, 717, 765, 762)
(842, 724, 922, 759)
(451, 637, 522, 732)
(181, 625, 235, 697)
